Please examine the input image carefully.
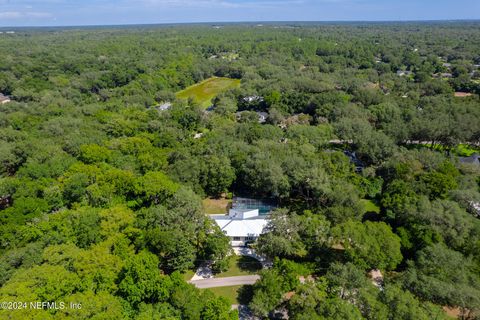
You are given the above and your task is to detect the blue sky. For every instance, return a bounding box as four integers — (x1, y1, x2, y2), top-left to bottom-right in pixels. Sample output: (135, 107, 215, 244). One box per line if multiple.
(0, 0, 479, 27)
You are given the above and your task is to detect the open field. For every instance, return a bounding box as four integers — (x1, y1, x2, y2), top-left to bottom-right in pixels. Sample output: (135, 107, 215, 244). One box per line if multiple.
(176, 77, 241, 108)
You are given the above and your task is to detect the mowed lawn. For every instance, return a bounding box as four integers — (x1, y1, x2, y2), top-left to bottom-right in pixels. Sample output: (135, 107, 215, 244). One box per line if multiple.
(203, 286, 243, 305)
(360, 199, 380, 214)
(176, 77, 241, 108)
(203, 285, 254, 305)
(202, 197, 232, 215)
(181, 269, 195, 281)
(215, 255, 262, 278)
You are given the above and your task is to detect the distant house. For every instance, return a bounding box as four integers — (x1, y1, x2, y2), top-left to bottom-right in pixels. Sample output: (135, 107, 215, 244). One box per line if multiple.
(468, 201, 480, 218)
(243, 95, 264, 103)
(396, 70, 413, 77)
(0, 93, 11, 104)
(344, 150, 364, 172)
(442, 62, 452, 68)
(211, 208, 269, 247)
(368, 269, 384, 290)
(236, 111, 269, 124)
(454, 92, 473, 97)
(459, 154, 480, 166)
(433, 72, 453, 79)
(157, 102, 172, 111)
(257, 112, 268, 124)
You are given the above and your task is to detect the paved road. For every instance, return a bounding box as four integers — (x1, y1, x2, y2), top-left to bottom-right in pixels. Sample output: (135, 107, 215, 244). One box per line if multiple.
(189, 275, 260, 289)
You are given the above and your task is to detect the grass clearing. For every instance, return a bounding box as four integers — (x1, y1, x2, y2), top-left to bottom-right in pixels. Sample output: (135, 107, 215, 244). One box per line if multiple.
(202, 198, 232, 215)
(407, 143, 480, 157)
(176, 77, 241, 108)
(361, 199, 380, 214)
(456, 144, 480, 157)
(203, 286, 243, 305)
(204, 285, 254, 305)
(182, 270, 195, 281)
(215, 255, 262, 278)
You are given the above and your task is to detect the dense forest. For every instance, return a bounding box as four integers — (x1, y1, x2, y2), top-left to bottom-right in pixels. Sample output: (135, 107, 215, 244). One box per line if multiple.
(0, 22, 480, 319)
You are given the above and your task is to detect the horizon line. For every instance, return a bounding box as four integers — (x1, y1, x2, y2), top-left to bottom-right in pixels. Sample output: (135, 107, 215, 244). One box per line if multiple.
(1, 19, 480, 29)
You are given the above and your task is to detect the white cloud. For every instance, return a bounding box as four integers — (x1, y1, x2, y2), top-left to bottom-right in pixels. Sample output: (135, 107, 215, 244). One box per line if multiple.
(0, 11, 52, 19)
(0, 11, 22, 19)
(127, 0, 307, 9)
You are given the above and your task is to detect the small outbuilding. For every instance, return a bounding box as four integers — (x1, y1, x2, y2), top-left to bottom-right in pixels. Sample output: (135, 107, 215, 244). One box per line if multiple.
(0, 93, 11, 104)
(157, 102, 172, 111)
(242, 95, 263, 103)
(368, 269, 384, 290)
(454, 92, 473, 97)
(236, 111, 269, 124)
(468, 201, 480, 218)
(396, 70, 413, 77)
(459, 154, 480, 166)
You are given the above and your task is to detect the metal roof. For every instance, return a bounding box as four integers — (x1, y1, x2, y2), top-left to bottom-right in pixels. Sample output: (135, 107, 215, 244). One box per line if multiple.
(459, 154, 480, 165)
(212, 216, 268, 238)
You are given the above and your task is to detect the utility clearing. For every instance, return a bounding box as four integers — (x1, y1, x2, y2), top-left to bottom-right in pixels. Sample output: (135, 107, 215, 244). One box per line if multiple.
(176, 77, 241, 108)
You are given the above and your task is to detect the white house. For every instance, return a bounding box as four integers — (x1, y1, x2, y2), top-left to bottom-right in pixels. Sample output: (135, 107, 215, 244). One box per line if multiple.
(242, 95, 263, 103)
(211, 208, 269, 247)
(157, 102, 172, 111)
(396, 70, 413, 77)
